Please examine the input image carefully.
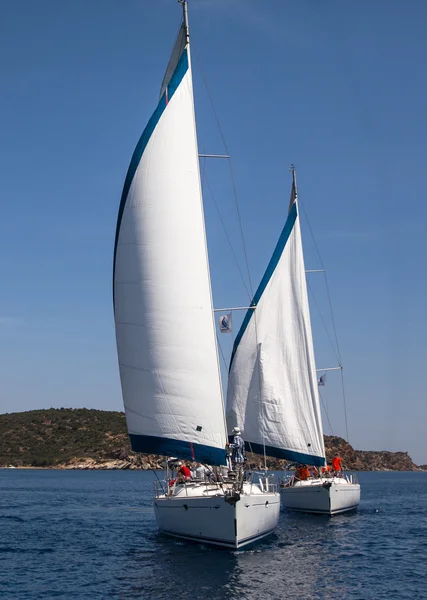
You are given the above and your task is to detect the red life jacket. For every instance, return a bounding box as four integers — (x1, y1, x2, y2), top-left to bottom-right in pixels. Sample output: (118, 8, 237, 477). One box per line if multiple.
(180, 465, 192, 479)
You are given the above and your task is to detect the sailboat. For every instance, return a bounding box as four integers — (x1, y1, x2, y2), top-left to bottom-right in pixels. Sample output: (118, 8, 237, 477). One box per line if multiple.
(113, 1, 280, 548)
(226, 169, 360, 516)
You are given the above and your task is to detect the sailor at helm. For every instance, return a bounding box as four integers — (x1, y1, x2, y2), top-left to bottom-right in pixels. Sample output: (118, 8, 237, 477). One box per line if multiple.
(227, 426, 245, 468)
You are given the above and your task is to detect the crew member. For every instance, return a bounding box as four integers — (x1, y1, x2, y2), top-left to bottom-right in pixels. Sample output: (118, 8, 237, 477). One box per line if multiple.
(332, 453, 342, 474)
(227, 427, 245, 476)
(295, 464, 311, 481)
(177, 462, 192, 482)
(194, 462, 210, 480)
(321, 463, 332, 475)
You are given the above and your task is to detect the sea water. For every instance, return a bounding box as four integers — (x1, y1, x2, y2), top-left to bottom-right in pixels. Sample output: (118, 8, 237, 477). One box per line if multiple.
(0, 470, 425, 599)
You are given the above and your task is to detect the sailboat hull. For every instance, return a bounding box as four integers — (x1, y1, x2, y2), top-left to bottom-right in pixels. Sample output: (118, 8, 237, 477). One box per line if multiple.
(154, 483, 280, 548)
(280, 477, 360, 516)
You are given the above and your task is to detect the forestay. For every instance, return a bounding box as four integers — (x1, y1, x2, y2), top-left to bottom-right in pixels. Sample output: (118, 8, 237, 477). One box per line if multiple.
(226, 177, 326, 466)
(113, 21, 227, 465)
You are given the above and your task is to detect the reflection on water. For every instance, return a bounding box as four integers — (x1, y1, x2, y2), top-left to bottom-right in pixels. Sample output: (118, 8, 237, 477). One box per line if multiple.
(120, 511, 363, 600)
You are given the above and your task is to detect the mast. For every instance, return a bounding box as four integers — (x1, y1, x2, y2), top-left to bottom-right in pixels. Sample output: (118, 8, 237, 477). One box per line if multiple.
(177, 0, 228, 440)
(290, 163, 297, 187)
(289, 164, 297, 213)
(179, 0, 190, 43)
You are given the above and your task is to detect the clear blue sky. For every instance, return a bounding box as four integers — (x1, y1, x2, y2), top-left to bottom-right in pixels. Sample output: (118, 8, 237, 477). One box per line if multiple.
(1, 0, 426, 464)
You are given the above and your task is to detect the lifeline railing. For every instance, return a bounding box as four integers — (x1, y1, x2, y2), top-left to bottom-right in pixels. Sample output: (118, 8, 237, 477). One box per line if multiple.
(153, 478, 226, 498)
(279, 471, 359, 487)
(153, 474, 279, 497)
(153, 479, 168, 498)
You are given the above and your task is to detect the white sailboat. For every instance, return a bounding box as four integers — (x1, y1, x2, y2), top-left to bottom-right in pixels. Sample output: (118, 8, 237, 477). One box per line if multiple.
(226, 169, 360, 516)
(113, 1, 280, 548)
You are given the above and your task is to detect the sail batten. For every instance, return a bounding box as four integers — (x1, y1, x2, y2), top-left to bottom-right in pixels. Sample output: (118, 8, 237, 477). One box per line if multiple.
(226, 184, 325, 466)
(114, 25, 227, 465)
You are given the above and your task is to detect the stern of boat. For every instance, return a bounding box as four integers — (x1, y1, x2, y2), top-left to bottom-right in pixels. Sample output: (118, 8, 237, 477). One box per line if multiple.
(153, 478, 280, 548)
(280, 474, 360, 515)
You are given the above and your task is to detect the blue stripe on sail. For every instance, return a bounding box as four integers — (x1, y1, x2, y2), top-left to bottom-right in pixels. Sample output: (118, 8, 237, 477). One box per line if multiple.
(112, 48, 189, 304)
(129, 434, 227, 466)
(230, 202, 298, 367)
(244, 441, 325, 466)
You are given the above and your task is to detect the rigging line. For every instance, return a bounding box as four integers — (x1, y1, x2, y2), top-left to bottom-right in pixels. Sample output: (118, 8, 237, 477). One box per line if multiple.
(227, 156, 254, 296)
(298, 190, 350, 442)
(297, 187, 350, 443)
(192, 45, 254, 297)
(201, 160, 252, 300)
(306, 278, 341, 365)
(298, 193, 343, 364)
(151, 469, 166, 495)
(340, 366, 350, 443)
(318, 388, 334, 437)
(216, 333, 230, 374)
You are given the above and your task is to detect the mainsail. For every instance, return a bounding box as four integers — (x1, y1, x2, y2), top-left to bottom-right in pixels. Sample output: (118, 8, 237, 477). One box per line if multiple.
(113, 18, 227, 465)
(226, 172, 326, 466)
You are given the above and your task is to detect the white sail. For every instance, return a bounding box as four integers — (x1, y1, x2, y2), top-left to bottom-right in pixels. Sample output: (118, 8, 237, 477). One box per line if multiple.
(226, 177, 325, 466)
(113, 24, 227, 465)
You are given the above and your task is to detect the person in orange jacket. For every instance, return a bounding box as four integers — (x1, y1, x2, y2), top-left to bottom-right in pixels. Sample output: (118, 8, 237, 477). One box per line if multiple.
(332, 454, 342, 474)
(321, 463, 332, 475)
(295, 464, 311, 481)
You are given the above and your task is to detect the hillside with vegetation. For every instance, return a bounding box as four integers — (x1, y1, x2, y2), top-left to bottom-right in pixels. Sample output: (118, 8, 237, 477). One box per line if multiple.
(0, 408, 424, 471)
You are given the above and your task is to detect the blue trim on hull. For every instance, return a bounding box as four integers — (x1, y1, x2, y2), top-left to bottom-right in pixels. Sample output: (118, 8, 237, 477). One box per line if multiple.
(244, 440, 325, 466)
(230, 201, 298, 367)
(129, 433, 227, 466)
(113, 48, 189, 304)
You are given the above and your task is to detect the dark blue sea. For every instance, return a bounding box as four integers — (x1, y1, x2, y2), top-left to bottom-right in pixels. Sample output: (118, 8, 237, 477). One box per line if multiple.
(0, 470, 426, 599)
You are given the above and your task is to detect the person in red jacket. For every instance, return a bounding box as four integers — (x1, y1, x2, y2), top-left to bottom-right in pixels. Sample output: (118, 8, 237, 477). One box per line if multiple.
(332, 454, 342, 475)
(177, 462, 192, 482)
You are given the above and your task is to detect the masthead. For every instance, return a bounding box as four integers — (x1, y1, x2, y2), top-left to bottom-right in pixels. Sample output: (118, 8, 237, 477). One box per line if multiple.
(178, 0, 189, 42)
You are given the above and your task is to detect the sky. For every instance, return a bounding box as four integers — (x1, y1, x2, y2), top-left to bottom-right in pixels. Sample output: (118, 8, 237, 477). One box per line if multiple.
(1, 0, 426, 464)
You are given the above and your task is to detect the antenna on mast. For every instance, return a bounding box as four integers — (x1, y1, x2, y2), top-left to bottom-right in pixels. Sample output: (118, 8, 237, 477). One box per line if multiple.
(178, 0, 189, 42)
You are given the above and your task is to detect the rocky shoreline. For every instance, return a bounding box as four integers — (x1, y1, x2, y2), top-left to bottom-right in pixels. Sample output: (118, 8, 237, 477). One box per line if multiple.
(25, 442, 427, 472)
(1, 409, 425, 471)
(57, 454, 165, 471)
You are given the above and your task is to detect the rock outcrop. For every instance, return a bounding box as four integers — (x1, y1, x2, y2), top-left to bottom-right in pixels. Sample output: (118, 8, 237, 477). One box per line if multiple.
(60, 450, 165, 471)
(323, 436, 419, 471)
(242, 435, 420, 472)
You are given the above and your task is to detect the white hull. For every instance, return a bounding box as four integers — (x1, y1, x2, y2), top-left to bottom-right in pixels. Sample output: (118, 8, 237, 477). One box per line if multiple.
(280, 477, 360, 516)
(154, 482, 280, 548)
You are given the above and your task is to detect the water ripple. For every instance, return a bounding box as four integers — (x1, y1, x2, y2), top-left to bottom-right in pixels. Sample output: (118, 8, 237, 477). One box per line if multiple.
(0, 470, 426, 599)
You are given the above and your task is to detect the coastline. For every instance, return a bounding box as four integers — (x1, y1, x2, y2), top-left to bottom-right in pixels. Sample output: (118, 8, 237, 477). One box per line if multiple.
(2, 465, 426, 472)
(1, 409, 425, 471)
